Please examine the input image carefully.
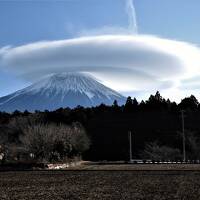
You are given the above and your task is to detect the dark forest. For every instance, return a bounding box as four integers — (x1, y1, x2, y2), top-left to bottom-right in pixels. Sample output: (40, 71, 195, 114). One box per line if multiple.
(1, 91, 200, 162)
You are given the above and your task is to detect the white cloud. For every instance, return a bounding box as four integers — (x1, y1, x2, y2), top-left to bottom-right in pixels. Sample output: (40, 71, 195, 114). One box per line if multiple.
(78, 0, 138, 36)
(1, 34, 200, 101)
(126, 0, 138, 33)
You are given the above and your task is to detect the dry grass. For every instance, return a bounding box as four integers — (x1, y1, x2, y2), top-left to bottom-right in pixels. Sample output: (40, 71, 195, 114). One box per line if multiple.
(68, 163, 200, 171)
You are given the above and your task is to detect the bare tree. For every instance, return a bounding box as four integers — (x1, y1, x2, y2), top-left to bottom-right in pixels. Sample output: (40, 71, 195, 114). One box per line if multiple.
(0, 144, 5, 164)
(186, 131, 200, 160)
(68, 122, 91, 156)
(141, 141, 182, 161)
(20, 123, 90, 162)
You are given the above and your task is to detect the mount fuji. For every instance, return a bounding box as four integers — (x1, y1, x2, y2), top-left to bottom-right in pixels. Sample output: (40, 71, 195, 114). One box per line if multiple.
(0, 72, 126, 112)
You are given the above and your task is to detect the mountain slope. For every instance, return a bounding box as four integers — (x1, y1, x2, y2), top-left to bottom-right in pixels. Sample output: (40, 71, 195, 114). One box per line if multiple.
(0, 72, 126, 112)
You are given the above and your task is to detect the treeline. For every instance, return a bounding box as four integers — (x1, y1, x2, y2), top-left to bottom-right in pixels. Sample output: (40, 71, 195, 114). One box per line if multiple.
(1, 91, 200, 162)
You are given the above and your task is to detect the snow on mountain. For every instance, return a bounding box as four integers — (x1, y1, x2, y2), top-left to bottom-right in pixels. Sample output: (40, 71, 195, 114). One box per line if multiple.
(0, 72, 126, 112)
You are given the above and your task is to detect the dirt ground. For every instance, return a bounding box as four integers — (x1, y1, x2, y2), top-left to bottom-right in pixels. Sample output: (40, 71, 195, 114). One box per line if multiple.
(1, 165, 200, 200)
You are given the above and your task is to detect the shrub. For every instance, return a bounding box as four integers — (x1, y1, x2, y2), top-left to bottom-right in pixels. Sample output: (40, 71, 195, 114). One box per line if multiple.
(20, 123, 90, 162)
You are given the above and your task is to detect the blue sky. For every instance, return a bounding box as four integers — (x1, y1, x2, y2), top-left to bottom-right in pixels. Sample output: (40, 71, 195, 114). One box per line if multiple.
(1, 0, 200, 46)
(1, 0, 200, 99)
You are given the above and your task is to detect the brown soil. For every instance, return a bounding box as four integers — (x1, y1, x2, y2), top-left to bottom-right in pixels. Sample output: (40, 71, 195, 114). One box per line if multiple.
(1, 169, 200, 199)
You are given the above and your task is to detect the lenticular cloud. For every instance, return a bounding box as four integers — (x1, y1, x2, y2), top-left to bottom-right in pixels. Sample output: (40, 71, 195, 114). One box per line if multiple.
(1, 35, 200, 96)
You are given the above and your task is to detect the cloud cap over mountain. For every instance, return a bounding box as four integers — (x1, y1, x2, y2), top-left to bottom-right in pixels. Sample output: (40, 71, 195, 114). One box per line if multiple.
(1, 35, 200, 100)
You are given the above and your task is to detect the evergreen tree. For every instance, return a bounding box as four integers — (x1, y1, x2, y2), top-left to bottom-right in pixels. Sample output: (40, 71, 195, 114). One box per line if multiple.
(124, 96, 133, 112)
(179, 95, 199, 111)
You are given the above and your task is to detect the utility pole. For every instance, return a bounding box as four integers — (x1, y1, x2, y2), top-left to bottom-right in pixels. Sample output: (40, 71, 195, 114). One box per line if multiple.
(129, 131, 133, 162)
(181, 110, 186, 162)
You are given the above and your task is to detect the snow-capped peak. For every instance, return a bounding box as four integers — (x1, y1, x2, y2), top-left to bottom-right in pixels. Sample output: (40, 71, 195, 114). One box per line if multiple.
(23, 72, 122, 100)
(0, 72, 126, 112)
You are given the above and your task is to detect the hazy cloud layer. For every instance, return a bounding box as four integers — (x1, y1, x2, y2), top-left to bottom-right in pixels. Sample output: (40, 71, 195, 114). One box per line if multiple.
(1, 35, 200, 101)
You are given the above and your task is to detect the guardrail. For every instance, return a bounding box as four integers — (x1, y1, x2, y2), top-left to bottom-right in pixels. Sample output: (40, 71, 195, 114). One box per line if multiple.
(128, 159, 200, 164)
